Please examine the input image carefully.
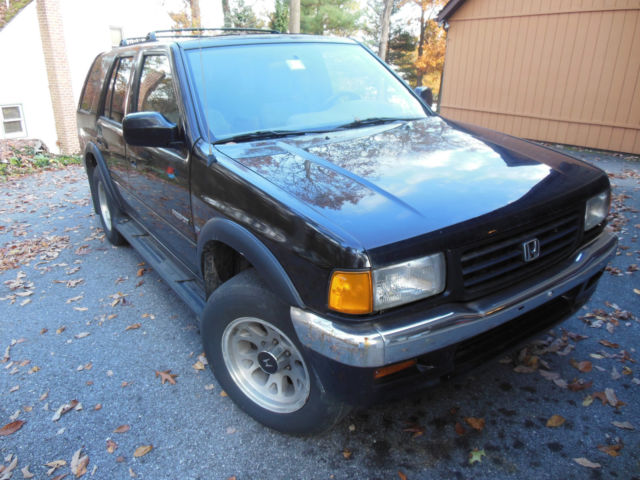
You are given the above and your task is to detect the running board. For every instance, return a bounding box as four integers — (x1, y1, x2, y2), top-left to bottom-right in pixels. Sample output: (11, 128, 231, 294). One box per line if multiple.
(115, 218, 206, 316)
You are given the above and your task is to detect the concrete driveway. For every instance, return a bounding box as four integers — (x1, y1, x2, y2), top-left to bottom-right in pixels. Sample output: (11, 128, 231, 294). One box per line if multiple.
(1, 148, 638, 479)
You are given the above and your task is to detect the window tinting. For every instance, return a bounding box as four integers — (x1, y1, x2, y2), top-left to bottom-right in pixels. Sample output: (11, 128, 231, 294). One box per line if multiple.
(108, 57, 133, 123)
(80, 54, 112, 114)
(137, 55, 179, 124)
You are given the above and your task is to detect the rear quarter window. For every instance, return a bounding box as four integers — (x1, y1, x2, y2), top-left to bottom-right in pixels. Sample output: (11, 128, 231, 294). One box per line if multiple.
(79, 54, 113, 114)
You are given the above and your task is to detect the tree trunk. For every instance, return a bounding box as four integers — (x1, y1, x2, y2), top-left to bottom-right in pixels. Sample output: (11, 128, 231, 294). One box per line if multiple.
(190, 0, 201, 28)
(221, 0, 231, 27)
(378, 0, 393, 61)
(289, 0, 300, 33)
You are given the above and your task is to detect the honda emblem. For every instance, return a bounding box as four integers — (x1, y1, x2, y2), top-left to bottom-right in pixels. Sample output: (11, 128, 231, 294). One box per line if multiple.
(522, 238, 540, 262)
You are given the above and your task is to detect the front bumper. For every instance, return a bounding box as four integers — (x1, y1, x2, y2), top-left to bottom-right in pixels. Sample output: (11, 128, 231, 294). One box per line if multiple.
(291, 232, 617, 368)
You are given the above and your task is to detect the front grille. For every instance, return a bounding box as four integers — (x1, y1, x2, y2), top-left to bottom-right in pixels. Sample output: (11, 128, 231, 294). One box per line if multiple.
(459, 210, 581, 296)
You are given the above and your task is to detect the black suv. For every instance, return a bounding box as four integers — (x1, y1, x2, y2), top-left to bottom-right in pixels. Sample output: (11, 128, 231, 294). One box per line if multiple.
(77, 29, 616, 434)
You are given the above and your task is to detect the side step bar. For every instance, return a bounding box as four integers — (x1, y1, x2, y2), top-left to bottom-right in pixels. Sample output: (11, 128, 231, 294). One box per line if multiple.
(115, 218, 206, 316)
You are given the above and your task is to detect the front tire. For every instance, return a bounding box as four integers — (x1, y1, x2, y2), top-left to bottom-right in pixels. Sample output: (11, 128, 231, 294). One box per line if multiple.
(201, 269, 349, 434)
(91, 168, 126, 246)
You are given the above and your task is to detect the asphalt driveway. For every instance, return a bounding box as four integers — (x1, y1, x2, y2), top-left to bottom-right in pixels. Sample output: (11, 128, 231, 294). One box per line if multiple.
(1, 147, 639, 479)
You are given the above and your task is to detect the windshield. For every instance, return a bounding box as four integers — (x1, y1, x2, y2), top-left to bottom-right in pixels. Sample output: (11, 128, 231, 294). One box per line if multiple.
(185, 42, 428, 141)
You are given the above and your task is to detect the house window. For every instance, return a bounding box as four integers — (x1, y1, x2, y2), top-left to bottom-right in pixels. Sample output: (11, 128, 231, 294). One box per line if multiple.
(110, 27, 123, 47)
(1, 105, 26, 138)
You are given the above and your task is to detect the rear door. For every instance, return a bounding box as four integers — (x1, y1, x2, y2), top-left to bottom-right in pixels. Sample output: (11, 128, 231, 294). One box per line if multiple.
(124, 51, 196, 272)
(96, 55, 134, 191)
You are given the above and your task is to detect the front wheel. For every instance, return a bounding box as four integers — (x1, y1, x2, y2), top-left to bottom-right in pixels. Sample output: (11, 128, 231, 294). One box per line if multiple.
(201, 269, 349, 434)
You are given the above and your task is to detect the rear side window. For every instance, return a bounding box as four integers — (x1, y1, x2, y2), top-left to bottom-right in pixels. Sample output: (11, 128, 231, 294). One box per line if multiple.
(79, 54, 112, 114)
(104, 56, 133, 123)
(137, 55, 179, 124)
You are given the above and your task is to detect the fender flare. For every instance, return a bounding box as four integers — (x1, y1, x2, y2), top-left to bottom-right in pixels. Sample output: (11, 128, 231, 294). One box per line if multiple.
(84, 143, 121, 213)
(197, 218, 304, 308)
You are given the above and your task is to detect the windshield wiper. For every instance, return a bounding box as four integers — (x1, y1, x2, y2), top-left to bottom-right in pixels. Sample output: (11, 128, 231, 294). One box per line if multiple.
(333, 117, 419, 130)
(213, 129, 312, 144)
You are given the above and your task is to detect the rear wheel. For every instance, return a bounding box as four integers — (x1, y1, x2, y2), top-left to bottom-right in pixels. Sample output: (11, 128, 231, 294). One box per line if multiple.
(92, 168, 126, 246)
(201, 269, 349, 434)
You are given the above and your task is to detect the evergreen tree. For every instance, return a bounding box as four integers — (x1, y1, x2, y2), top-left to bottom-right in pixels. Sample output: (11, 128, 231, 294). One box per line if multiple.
(300, 0, 361, 36)
(269, 0, 290, 32)
(229, 0, 265, 28)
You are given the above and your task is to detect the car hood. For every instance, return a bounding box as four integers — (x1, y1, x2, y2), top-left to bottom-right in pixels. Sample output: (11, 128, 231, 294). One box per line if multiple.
(216, 117, 606, 251)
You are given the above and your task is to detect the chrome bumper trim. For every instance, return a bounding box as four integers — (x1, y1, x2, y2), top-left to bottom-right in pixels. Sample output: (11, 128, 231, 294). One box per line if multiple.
(291, 233, 617, 368)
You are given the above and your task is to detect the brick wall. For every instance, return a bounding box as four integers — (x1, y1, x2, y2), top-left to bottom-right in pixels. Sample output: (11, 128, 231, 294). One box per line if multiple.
(36, 0, 79, 154)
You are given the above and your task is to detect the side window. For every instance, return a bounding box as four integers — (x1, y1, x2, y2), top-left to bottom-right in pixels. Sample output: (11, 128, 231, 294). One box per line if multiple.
(103, 57, 133, 123)
(137, 55, 179, 124)
(80, 55, 110, 114)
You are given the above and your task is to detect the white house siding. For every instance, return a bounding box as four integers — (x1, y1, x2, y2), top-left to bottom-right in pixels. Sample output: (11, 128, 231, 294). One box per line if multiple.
(1, 0, 223, 153)
(0, 2, 59, 152)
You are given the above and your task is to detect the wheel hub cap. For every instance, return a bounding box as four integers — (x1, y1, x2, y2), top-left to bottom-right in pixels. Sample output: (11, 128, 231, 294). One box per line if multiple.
(221, 317, 311, 413)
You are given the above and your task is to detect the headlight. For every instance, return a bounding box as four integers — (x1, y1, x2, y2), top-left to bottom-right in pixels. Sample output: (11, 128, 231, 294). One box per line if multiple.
(373, 253, 445, 310)
(584, 190, 610, 231)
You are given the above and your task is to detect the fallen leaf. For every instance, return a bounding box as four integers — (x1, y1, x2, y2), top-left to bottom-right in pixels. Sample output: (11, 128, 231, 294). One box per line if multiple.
(454, 422, 466, 435)
(582, 396, 594, 407)
(74, 332, 90, 339)
(612, 421, 634, 430)
(469, 449, 486, 464)
(113, 425, 130, 434)
(155, 370, 177, 385)
(106, 439, 118, 454)
(73, 307, 88, 312)
(599, 340, 620, 349)
(398, 471, 407, 480)
(464, 417, 485, 431)
(125, 323, 141, 331)
(0, 456, 17, 478)
(70, 447, 89, 477)
(129, 467, 136, 478)
(94, 404, 102, 411)
(0, 420, 25, 436)
(546, 415, 565, 427)
(568, 379, 592, 392)
(604, 388, 619, 407)
(133, 445, 152, 458)
(52, 400, 79, 421)
(220, 390, 227, 397)
(598, 443, 623, 457)
(21, 465, 35, 478)
(192, 361, 205, 371)
(56, 326, 66, 334)
(570, 359, 592, 373)
(51, 474, 68, 480)
(403, 423, 425, 438)
(573, 457, 601, 469)
(9, 385, 19, 393)
(136, 268, 145, 277)
(45, 460, 66, 476)
(633, 288, 640, 295)
(342, 448, 352, 459)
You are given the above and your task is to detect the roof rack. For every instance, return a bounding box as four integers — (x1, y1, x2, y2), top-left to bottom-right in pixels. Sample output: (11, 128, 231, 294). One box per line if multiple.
(119, 27, 281, 47)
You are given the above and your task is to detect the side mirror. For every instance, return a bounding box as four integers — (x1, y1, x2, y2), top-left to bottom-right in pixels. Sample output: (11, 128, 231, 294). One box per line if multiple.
(415, 87, 433, 107)
(122, 112, 181, 147)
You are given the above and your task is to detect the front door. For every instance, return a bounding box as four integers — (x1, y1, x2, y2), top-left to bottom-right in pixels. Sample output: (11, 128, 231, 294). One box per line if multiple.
(123, 53, 197, 273)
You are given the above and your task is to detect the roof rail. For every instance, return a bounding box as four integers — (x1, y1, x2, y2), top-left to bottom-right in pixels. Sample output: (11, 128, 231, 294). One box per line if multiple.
(119, 27, 281, 47)
(119, 36, 148, 47)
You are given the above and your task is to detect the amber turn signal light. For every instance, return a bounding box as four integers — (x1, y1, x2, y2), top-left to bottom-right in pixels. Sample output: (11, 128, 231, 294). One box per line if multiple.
(374, 359, 417, 379)
(328, 270, 372, 315)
